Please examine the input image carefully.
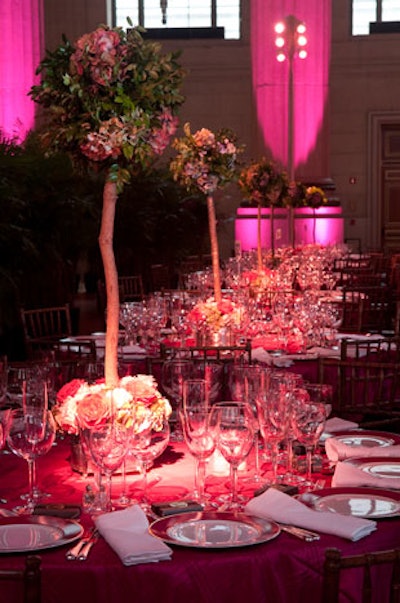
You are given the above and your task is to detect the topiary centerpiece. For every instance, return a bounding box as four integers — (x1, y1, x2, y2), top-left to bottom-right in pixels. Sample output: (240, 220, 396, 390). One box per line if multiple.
(29, 23, 185, 390)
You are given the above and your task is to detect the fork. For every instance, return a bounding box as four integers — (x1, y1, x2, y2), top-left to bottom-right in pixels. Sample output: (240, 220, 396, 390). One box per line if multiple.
(78, 529, 99, 560)
(66, 527, 96, 560)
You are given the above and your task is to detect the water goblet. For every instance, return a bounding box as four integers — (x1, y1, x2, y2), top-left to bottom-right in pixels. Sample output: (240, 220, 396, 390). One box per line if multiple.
(129, 416, 170, 514)
(291, 392, 327, 488)
(7, 408, 56, 514)
(227, 363, 267, 485)
(209, 401, 254, 510)
(180, 379, 216, 505)
(161, 359, 194, 441)
(88, 421, 130, 512)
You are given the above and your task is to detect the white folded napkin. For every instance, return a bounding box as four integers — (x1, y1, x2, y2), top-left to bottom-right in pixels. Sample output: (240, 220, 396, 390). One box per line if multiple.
(119, 344, 147, 357)
(94, 505, 172, 565)
(324, 417, 359, 434)
(325, 437, 400, 462)
(251, 347, 293, 367)
(245, 487, 376, 541)
(307, 346, 340, 358)
(332, 460, 400, 490)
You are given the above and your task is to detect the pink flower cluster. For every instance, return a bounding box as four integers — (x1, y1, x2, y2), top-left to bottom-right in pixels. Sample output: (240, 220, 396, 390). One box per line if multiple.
(54, 374, 171, 435)
(149, 109, 179, 155)
(71, 28, 123, 86)
(187, 297, 243, 331)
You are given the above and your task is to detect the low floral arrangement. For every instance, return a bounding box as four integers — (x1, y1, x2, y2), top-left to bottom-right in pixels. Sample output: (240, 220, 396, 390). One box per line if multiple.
(187, 297, 243, 332)
(54, 374, 171, 436)
(238, 158, 290, 207)
(170, 123, 241, 194)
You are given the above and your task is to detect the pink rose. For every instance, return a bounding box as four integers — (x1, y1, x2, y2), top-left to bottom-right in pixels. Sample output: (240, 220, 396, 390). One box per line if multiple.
(56, 379, 85, 404)
(76, 391, 110, 430)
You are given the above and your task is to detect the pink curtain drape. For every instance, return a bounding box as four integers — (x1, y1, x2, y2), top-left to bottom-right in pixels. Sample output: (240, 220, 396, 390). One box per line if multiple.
(0, 0, 44, 142)
(251, 0, 332, 180)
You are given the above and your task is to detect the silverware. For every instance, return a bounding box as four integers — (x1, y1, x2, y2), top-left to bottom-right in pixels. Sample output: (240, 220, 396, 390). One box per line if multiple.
(279, 524, 320, 542)
(66, 527, 96, 560)
(78, 529, 99, 560)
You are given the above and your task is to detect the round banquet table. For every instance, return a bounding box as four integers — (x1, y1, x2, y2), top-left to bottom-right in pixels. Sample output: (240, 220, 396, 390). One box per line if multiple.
(1, 436, 400, 603)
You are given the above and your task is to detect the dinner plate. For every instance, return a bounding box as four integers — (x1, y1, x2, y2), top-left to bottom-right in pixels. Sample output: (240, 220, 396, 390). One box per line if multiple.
(324, 430, 400, 447)
(311, 487, 400, 519)
(0, 515, 84, 553)
(344, 457, 400, 479)
(149, 511, 280, 549)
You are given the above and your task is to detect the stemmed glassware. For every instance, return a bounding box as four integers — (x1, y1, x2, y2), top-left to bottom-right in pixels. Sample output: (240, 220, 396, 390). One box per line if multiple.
(291, 390, 327, 488)
(210, 401, 254, 510)
(161, 359, 194, 441)
(129, 415, 170, 514)
(227, 363, 266, 486)
(88, 420, 130, 512)
(180, 379, 216, 505)
(7, 407, 56, 514)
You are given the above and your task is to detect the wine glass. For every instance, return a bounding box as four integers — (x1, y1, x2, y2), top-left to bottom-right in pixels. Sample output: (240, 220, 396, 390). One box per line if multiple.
(161, 359, 194, 441)
(88, 421, 130, 512)
(129, 415, 170, 514)
(291, 392, 327, 488)
(180, 379, 216, 504)
(7, 408, 56, 514)
(209, 401, 254, 510)
(227, 363, 267, 485)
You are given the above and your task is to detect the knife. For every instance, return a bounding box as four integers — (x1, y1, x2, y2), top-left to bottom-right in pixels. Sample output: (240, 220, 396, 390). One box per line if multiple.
(66, 527, 96, 560)
(78, 529, 99, 560)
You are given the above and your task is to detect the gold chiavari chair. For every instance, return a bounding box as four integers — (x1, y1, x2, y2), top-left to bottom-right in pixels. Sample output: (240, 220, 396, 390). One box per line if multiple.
(322, 547, 400, 603)
(0, 555, 41, 603)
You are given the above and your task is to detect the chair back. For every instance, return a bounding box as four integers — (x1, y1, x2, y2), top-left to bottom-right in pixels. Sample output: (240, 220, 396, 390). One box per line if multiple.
(20, 304, 72, 356)
(322, 547, 400, 603)
(0, 555, 41, 603)
(118, 276, 144, 302)
(339, 336, 400, 361)
(318, 356, 400, 429)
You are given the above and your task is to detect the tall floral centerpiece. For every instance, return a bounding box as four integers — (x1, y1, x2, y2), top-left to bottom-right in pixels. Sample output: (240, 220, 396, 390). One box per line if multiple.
(29, 25, 185, 390)
(238, 158, 289, 267)
(170, 123, 242, 303)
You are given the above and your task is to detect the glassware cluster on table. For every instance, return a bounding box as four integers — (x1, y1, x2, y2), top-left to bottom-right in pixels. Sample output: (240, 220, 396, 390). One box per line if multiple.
(119, 244, 347, 357)
(0, 244, 347, 516)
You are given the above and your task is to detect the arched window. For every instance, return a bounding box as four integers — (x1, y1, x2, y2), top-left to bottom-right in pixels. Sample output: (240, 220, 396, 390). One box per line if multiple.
(352, 0, 400, 35)
(113, 0, 241, 39)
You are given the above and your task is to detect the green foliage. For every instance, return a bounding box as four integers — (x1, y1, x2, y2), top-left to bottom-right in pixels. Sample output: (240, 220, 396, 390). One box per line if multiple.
(29, 25, 186, 191)
(170, 123, 243, 195)
(238, 158, 290, 207)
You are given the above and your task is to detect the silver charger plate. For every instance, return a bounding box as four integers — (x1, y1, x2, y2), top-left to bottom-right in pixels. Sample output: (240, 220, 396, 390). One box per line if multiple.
(149, 511, 280, 549)
(344, 456, 400, 479)
(324, 430, 400, 447)
(311, 487, 400, 519)
(0, 515, 84, 553)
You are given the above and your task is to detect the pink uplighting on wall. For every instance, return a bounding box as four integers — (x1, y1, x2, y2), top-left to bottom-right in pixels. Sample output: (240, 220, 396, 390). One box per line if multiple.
(251, 0, 331, 178)
(0, 0, 43, 142)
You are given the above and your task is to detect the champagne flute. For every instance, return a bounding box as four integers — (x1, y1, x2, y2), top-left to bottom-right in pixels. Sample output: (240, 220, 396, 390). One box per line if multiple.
(210, 401, 254, 510)
(180, 379, 216, 504)
(7, 408, 56, 514)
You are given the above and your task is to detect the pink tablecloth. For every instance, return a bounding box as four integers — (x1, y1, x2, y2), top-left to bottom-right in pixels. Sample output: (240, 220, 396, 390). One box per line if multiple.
(1, 438, 400, 603)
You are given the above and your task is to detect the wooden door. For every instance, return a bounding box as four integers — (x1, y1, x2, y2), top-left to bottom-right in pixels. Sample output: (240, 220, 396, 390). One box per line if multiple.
(381, 125, 400, 250)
